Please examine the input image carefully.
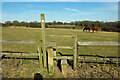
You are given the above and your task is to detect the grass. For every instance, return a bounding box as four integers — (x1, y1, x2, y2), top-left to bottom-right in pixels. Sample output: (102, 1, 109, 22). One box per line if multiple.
(2, 27, 119, 57)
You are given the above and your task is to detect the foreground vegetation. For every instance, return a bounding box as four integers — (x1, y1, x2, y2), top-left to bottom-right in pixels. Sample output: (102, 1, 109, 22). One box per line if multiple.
(2, 59, 119, 79)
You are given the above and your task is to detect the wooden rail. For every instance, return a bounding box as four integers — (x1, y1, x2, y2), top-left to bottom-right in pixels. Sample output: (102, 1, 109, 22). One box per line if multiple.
(46, 35, 74, 38)
(1, 40, 36, 44)
(3, 55, 38, 58)
(78, 42, 120, 46)
(57, 46, 73, 49)
(53, 56, 73, 60)
(47, 41, 56, 48)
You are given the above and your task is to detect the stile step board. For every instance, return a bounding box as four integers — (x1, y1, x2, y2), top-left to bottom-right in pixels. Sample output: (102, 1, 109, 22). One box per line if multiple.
(61, 59, 68, 77)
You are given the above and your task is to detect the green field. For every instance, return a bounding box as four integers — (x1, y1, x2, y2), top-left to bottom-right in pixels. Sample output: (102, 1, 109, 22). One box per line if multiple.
(2, 27, 119, 57)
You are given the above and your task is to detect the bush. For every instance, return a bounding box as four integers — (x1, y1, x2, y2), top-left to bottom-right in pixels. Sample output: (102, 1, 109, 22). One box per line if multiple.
(101, 26, 119, 32)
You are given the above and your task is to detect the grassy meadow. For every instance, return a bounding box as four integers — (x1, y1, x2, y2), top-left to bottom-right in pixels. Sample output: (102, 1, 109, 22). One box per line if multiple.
(2, 27, 119, 57)
(2, 27, 119, 79)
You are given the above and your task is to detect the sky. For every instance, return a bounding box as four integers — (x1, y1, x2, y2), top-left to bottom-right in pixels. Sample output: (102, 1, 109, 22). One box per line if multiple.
(2, 2, 118, 23)
(1, 0, 120, 2)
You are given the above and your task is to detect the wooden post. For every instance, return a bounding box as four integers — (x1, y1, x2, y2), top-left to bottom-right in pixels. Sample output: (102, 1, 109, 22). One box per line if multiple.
(41, 14, 46, 68)
(117, 56, 119, 77)
(53, 48, 56, 57)
(73, 33, 77, 70)
(20, 53, 23, 69)
(104, 56, 106, 67)
(83, 56, 86, 69)
(15, 54, 17, 67)
(61, 59, 67, 77)
(53, 44, 56, 57)
(77, 44, 79, 65)
(37, 41, 41, 68)
(47, 47, 54, 73)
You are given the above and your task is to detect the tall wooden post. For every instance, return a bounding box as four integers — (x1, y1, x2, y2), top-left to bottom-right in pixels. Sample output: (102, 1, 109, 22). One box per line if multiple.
(41, 14, 46, 68)
(73, 33, 77, 70)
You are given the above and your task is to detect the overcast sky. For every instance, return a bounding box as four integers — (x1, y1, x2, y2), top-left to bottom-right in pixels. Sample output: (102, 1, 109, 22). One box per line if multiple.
(2, 2, 119, 22)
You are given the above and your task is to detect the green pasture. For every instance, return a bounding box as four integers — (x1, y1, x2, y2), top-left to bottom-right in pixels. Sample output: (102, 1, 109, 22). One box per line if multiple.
(2, 27, 119, 57)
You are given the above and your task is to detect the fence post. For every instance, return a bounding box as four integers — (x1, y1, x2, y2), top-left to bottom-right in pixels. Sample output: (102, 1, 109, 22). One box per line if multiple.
(37, 41, 41, 68)
(104, 56, 106, 67)
(41, 14, 47, 68)
(73, 33, 77, 70)
(77, 43, 79, 65)
(61, 59, 67, 77)
(47, 47, 54, 73)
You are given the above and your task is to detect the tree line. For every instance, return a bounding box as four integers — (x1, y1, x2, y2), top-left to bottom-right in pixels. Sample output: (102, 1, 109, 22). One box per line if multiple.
(2, 20, 120, 32)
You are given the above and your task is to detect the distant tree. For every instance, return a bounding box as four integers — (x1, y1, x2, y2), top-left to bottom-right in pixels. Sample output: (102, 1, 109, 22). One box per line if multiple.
(20, 21, 26, 27)
(70, 21, 75, 26)
(12, 20, 20, 26)
(47, 22, 52, 25)
(64, 22, 69, 25)
(57, 21, 63, 25)
(53, 21, 56, 25)
(5, 21, 12, 27)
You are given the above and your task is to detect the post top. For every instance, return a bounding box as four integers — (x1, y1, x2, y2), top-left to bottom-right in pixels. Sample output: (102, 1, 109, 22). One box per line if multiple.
(41, 14, 44, 16)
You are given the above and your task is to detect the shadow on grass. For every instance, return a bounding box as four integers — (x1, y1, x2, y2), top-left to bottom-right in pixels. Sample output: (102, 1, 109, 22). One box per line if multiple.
(34, 73, 43, 80)
(57, 51, 120, 66)
(2, 50, 39, 60)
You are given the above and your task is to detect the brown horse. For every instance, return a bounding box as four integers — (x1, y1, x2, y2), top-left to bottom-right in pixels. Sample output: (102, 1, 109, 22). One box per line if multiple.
(90, 27, 98, 33)
(83, 27, 91, 32)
